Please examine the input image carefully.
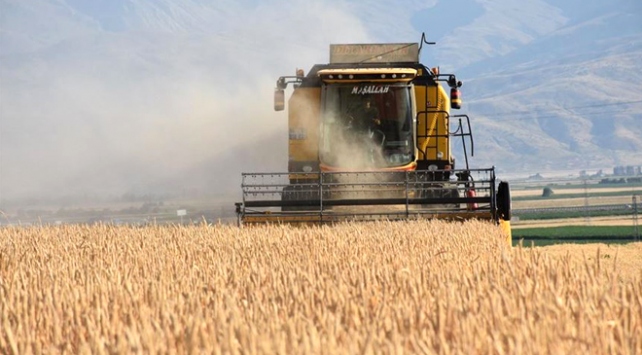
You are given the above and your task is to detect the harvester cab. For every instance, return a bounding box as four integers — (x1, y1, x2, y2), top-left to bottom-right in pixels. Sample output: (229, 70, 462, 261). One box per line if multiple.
(236, 34, 511, 241)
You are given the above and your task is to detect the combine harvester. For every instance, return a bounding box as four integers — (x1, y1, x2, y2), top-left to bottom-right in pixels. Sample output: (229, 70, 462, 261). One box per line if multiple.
(235, 34, 512, 241)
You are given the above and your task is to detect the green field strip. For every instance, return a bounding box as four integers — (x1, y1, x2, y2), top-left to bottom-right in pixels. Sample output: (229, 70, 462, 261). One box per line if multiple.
(512, 225, 640, 239)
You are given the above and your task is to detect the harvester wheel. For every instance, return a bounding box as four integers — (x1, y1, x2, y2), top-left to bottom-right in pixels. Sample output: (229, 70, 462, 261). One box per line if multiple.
(497, 181, 511, 221)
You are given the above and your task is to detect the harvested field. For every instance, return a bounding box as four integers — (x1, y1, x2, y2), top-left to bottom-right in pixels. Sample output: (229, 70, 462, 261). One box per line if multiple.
(1, 221, 640, 354)
(511, 186, 642, 198)
(513, 195, 634, 209)
(512, 215, 636, 228)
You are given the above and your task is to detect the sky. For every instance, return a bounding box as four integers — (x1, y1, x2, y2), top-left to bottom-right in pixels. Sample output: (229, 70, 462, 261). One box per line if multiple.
(0, 0, 417, 205)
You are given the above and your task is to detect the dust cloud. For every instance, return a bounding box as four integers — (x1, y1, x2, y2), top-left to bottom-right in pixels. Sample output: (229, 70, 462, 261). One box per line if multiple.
(0, 1, 376, 209)
(322, 114, 388, 170)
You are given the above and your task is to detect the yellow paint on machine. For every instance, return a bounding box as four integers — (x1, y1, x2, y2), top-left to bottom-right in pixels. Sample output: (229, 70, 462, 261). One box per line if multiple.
(317, 68, 417, 79)
(242, 213, 512, 247)
(414, 84, 450, 162)
(500, 220, 512, 245)
(242, 211, 495, 224)
(288, 87, 321, 163)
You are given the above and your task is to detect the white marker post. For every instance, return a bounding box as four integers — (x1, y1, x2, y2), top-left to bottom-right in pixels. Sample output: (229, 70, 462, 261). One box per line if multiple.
(177, 209, 187, 224)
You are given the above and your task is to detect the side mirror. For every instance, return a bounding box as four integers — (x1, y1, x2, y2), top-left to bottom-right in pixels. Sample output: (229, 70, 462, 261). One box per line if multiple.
(274, 88, 285, 111)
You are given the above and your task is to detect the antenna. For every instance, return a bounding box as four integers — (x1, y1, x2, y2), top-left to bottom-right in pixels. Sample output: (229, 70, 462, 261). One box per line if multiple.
(418, 32, 436, 56)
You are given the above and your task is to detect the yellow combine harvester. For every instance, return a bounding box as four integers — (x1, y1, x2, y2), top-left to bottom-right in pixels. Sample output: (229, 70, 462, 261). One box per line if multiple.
(235, 35, 512, 240)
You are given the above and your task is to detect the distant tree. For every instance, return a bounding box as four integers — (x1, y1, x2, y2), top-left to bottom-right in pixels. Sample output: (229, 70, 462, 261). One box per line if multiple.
(542, 187, 554, 197)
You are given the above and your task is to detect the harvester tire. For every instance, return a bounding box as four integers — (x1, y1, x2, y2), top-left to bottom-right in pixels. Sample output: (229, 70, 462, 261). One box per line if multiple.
(497, 181, 511, 221)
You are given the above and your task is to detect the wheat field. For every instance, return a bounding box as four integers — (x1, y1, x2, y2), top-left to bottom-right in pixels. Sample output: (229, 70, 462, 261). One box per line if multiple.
(1, 221, 640, 354)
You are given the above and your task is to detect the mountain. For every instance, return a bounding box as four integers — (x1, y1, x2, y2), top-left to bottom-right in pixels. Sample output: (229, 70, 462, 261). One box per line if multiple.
(0, 0, 641, 206)
(455, 0, 642, 174)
